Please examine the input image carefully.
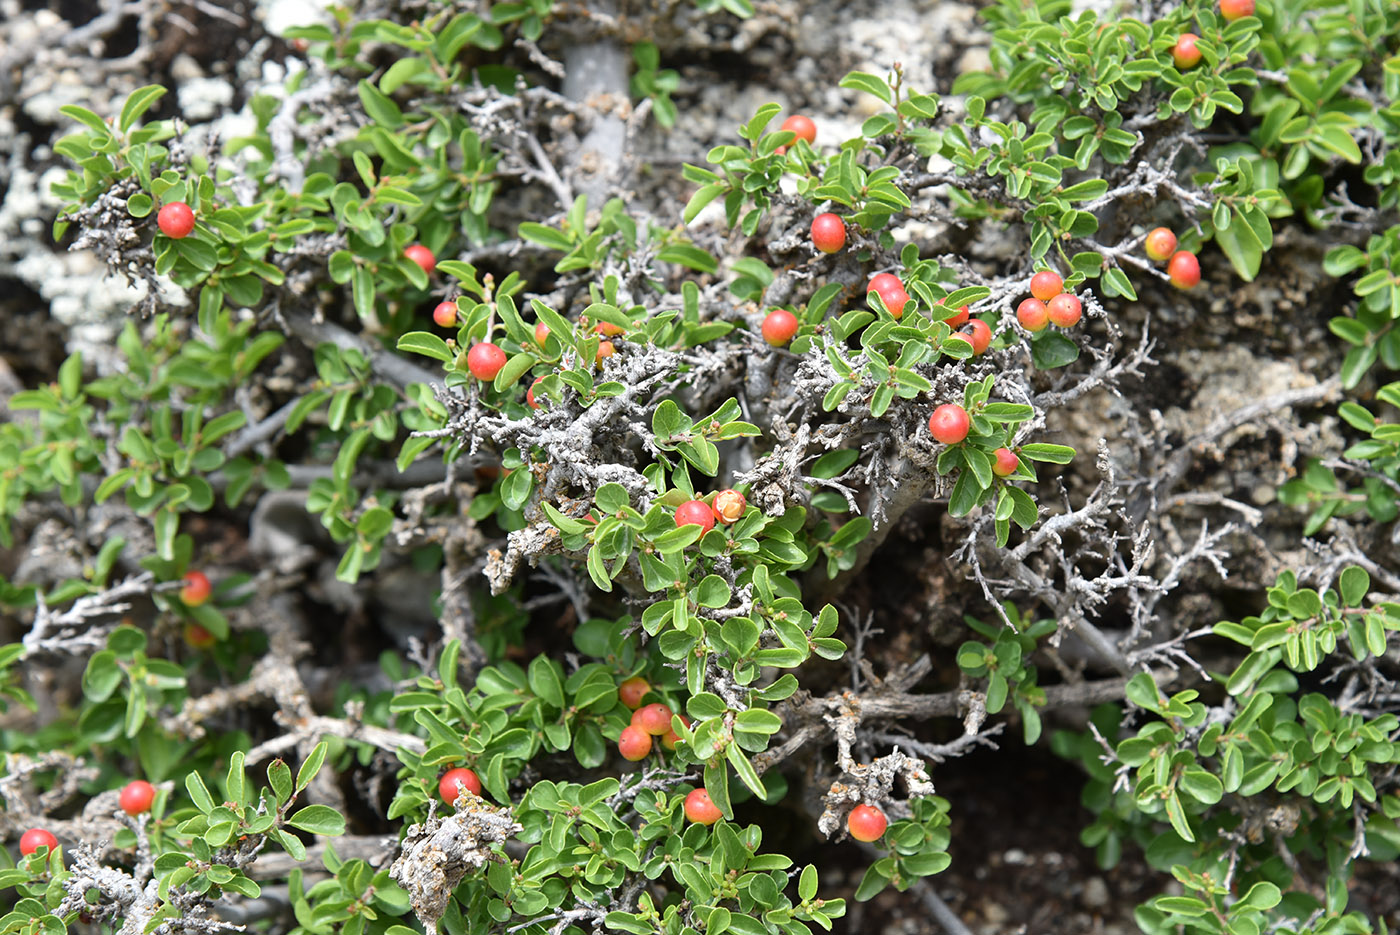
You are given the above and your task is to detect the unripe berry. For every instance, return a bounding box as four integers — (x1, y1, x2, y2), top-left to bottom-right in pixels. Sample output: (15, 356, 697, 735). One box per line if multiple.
(404, 244, 436, 274)
(634, 702, 674, 735)
(1168, 251, 1201, 289)
(619, 676, 650, 710)
(595, 340, 616, 364)
(19, 829, 58, 856)
(618, 725, 652, 761)
(526, 376, 544, 410)
(928, 404, 971, 445)
(992, 447, 1019, 477)
(761, 309, 799, 346)
(438, 767, 481, 804)
(938, 300, 969, 328)
(780, 114, 817, 146)
(120, 780, 157, 816)
(1047, 293, 1082, 327)
(180, 571, 212, 606)
(1016, 298, 1050, 332)
(157, 201, 196, 239)
(433, 301, 458, 328)
(1029, 270, 1063, 302)
(183, 622, 216, 649)
(466, 342, 507, 381)
(675, 500, 716, 535)
(847, 804, 887, 842)
(868, 273, 909, 319)
(1219, 0, 1254, 21)
(594, 320, 625, 337)
(684, 788, 723, 825)
(712, 489, 746, 524)
(534, 321, 551, 346)
(810, 213, 846, 254)
(1172, 34, 1202, 70)
(1144, 227, 1178, 262)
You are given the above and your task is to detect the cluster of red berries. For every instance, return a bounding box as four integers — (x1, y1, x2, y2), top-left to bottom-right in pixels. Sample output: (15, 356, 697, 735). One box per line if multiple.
(673, 489, 747, 536)
(926, 403, 1020, 474)
(1015, 270, 1082, 333)
(1142, 227, 1200, 289)
(617, 678, 690, 761)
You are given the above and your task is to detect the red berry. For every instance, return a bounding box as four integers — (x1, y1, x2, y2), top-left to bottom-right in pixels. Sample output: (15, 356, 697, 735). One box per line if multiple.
(19, 829, 58, 856)
(992, 447, 1019, 477)
(810, 213, 846, 254)
(594, 320, 625, 337)
(1029, 270, 1063, 302)
(847, 804, 887, 842)
(1168, 251, 1201, 289)
(1016, 298, 1050, 332)
(119, 780, 156, 816)
(962, 319, 993, 354)
(180, 571, 212, 607)
(291, 37, 310, 52)
(634, 702, 674, 735)
(1172, 34, 1202, 69)
(1219, 0, 1254, 20)
(438, 767, 482, 804)
(534, 321, 551, 346)
(675, 500, 715, 535)
(595, 340, 616, 364)
(404, 244, 436, 275)
(780, 114, 817, 146)
(928, 404, 971, 445)
(661, 715, 690, 750)
(1047, 293, 1082, 328)
(526, 376, 544, 410)
(183, 622, 216, 649)
(618, 725, 652, 761)
(684, 788, 723, 825)
(868, 273, 909, 319)
(157, 201, 195, 239)
(619, 676, 650, 710)
(761, 310, 799, 346)
(938, 300, 970, 328)
(712, 489, 746, 524)
(433, 301, 458, 328)
(466, 342, 507, 381)
(1144, 227, 1178, 262)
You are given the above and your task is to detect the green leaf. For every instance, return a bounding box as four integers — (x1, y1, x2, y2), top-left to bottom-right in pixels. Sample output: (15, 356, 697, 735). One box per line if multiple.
(286, 804, 346, 836)
(296, 742, 328, 792)
(839, 71, 893, 104)
(397, 332, 453, 362)
(1030, 332, 1079, 369)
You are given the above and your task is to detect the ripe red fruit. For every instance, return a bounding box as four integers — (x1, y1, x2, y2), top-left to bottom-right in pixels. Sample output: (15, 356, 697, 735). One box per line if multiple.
(119, 780, 156, 816)
(948, 318, 993, 356)
(438, 767, 482, 804)
(618, 725, 652, 761)
(938, 300, 970, 328)
(19, 828, 58, 856)
(618, 676, 650, 710)
(1144, 227, 1178, 262)
(467, 342, 507, 381)
(712, 489, 746, 524)
(634, 702, 674, 735)
(1016, 298, 1050, 332)
(761, 309, 799, 346)
(1219, 0, 1254, 21)
(534, 321, 551, 346)
(180, 571, 212, 606)
(595, 340, 616, 364)
(1029, 270, 1063, 302)
(675, 500, 716, 535)
(868, 273, 909, 319)
(404, 244, 436, 275)
(780, 114, 817, 146)
(433, 301, 458, 328)
(992, 447, 1020, 477)
(684, 788, 723, 825)
(1168, 250, 1201, 289)
(183, 622, 216, 649)
(1047, 293, 1082, 327)
(1172, 33, 1202, 69)
(526, 376, 544, 410)
(847, 804, 887, 842)
(810, 213, 846, 254)
(594, 320, 625, 337)
(928, 404, 971, 445)
(157, 201, 196, 239)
